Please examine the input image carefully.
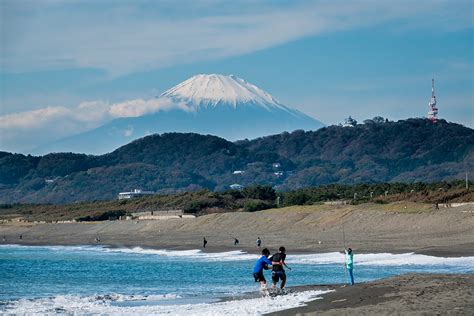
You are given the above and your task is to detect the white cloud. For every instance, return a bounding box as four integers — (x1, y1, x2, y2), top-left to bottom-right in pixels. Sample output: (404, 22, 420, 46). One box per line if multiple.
(0, 97, 189, 152)
(0, 106, 71, 129)
(109, 98, 191, 117)
(1, 0, 472, 75)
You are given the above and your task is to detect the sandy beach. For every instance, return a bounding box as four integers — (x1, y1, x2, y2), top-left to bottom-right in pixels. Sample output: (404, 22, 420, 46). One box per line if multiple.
(1, 203, 473, 256)
(223, 274, 474, 315)
(1, 203, 473, 314)
(270, 274, 474, 315)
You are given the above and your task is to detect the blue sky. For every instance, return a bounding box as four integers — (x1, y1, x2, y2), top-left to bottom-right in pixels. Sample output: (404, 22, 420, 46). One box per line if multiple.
(1, 0, 473, 153)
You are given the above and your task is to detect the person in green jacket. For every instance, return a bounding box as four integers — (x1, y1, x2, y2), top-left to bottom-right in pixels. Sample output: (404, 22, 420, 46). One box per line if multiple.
(345, 248, 354, 285)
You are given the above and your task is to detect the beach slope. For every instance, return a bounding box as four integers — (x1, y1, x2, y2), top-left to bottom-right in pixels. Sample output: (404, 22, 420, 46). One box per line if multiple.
(1, 203, 473, 256)
(272, 274, 474, 315)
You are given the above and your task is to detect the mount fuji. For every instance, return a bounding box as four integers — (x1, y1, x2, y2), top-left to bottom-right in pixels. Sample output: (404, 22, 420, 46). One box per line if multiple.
(36, 74, 324, 154)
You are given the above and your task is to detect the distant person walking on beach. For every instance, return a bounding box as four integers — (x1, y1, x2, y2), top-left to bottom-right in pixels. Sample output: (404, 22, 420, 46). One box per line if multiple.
(253, 248, 273, 296)
(345, 248, 354, 285)
(234, 238, 239, 246)
(256, 237, 261, 248)
(270, 246, 291, 290)
(203, 237, 208, 248)
(2, 236, 5, 242)
(19, 235, 22, 240)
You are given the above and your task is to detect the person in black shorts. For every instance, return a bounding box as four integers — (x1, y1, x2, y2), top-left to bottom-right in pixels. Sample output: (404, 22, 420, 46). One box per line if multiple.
(270, 246, 291, 289)
(253, 248, 272, 295)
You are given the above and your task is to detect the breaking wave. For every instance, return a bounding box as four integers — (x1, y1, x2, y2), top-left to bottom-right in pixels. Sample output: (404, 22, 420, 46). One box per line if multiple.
(1, 290, 331, 315)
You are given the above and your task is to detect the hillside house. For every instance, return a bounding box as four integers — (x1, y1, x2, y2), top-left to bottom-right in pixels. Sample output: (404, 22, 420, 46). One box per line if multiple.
(117, 189, 154, 200)
(229, 184, 244, 190)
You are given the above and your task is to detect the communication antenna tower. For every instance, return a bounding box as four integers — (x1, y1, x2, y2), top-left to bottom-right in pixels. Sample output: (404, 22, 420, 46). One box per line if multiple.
(427, 78, 438, 123)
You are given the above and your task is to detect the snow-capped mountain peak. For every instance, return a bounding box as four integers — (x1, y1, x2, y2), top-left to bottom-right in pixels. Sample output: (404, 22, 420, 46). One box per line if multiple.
(34, 73, 324, 154)
(160, 74, 284, 110)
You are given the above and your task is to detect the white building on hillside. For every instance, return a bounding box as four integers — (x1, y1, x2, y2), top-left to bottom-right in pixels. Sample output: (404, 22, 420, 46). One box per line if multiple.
(229, 184, 244, 190)
(342, 116, 357, 127)
(118, 189, 154, 200)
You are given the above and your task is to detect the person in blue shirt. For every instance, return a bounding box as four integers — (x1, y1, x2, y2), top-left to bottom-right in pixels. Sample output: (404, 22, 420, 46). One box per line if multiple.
(345, 248, 354, 285)
(253, 248, 273, 295)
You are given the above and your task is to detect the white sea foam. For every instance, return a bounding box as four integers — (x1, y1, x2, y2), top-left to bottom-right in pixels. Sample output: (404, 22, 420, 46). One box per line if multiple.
(75, 247, 474, 267)
(3, 290, 331, 315)
(101, 247, 259, 261)
(287, 252, 474, 267)
(1, 244, 260, 261)
(3, 244, 474, 267)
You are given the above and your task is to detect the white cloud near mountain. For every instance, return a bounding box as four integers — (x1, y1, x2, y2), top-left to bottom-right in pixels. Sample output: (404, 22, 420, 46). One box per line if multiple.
(0, 97, 187, 128)
(0, 106, 71, 130)
(0, 98, 186, 152)
(2, 0, 472, 75)
(109, 98, 191, 117)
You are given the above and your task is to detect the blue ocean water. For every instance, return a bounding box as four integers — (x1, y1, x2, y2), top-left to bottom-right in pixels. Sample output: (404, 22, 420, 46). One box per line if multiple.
(1, 245, 473, 314)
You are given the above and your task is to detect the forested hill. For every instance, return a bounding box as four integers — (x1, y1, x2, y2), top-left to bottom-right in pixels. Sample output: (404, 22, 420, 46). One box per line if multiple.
(1, 118, 473, 203)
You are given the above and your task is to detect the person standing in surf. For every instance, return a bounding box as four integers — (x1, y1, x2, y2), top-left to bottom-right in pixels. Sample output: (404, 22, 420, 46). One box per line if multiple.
(345, 248, 354, 285)
(253, 248, 273, 296)
(270, 246, 291, 290)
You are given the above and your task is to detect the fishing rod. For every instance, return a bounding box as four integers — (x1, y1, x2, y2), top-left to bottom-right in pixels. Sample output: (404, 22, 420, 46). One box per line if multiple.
(342, 219, 348, 278)
(342, 220, 346, 249)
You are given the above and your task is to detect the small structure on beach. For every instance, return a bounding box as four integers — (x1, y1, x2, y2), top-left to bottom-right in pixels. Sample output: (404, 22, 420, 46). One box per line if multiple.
(117, 189, 154, 200)
(130, 209, 195, 220)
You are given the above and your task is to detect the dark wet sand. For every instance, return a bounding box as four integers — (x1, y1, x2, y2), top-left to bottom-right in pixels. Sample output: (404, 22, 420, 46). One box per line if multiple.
(269, 274, 474, 315)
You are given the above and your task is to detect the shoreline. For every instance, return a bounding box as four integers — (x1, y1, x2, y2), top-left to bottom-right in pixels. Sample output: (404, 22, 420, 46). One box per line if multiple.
(1, 203, 473, 257)
(268, 273, 474, 315)
(2, 239, 474, 258)
(2, 242, 473, 314)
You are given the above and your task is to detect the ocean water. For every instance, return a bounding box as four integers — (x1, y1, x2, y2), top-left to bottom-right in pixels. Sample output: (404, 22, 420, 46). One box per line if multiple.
(1, 244, 473, 315)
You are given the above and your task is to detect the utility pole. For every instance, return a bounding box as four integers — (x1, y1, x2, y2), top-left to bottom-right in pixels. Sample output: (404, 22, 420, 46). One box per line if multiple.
(466, 172, 469, 190)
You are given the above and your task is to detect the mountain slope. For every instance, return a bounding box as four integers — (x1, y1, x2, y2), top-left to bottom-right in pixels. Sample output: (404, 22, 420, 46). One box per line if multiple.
(160, 74, 284, 109)
(1, 119, 472, 203)
(35, 74, 324, 154)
